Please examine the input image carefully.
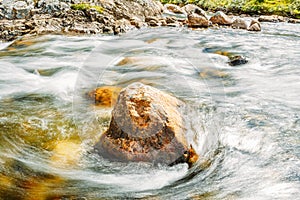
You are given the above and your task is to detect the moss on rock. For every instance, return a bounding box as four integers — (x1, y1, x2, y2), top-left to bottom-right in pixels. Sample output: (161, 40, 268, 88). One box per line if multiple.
(70, 3, 104, 14)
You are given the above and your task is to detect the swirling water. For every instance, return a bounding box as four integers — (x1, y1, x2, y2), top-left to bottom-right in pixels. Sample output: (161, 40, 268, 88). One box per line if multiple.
(0, 22, 299, 199)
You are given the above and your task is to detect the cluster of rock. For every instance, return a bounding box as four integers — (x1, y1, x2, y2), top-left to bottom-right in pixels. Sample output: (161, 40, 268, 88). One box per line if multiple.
(258, 14, 300, 23)
(0, 0, 163, 41)
(1, 0, 298, 42)
(164, 4, 261, 31)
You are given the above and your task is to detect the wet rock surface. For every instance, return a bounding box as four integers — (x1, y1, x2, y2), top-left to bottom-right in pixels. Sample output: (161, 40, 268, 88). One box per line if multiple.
(228, 55, 248, 66)
(94, 82, 198, 166)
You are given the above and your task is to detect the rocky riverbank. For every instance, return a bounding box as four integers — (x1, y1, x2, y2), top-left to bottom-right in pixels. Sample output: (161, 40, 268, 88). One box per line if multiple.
(0, 0, 300, 42)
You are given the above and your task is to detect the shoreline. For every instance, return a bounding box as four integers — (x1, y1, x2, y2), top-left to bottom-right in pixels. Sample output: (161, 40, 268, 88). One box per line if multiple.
(0, 0, 299, 42)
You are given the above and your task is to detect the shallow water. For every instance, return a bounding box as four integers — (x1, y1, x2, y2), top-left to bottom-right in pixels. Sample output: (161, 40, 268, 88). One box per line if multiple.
(0, 22, 299, 199)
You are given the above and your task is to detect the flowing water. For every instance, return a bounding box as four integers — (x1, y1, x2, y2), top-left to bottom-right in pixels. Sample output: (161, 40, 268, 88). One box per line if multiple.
(0, 22, 299, 199)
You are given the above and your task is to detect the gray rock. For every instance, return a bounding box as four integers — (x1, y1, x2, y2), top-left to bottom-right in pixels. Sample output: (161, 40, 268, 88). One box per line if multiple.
(12, 1, 33, 19)
(37, 0, 70, 14)
(231, 18, 247, 29)
(114, 18, 132, 34)
(248, 19, 261, 31)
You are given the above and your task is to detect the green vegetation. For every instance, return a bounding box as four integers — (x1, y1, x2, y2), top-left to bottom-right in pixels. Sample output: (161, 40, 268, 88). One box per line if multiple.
(71, 3, 104, 14)
(160, 0, 300, 18)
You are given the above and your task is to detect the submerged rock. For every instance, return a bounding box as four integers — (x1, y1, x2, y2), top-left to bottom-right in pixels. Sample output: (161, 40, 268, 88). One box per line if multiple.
(94, 82, 198, 166)
(88, 86, 121, 107)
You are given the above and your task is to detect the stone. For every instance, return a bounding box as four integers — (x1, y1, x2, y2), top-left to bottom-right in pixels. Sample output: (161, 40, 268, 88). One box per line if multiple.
(12, 1, 32, 19)
(88, 86, 121, 107)
(182, 4, 208, 19)
(37, 0, 71, 14)
(94, 82, 198, 166)
(114, 18, 132, 34)
(288, 18, 300, 23)
(209, 11, 233, 26)
(164, 4, 186, 15)
(248, 19, 261, 31)
(258, 15, 286, 23)
(130, 16, 144, 28)
(228, 55, 248, 66)
(231, 18, 247, 29)
(188, 13, 209, 28)
(148, 19, 160, 26)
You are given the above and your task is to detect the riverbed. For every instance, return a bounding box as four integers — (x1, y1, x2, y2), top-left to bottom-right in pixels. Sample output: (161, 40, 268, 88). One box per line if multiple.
(0, 23, 299, 199)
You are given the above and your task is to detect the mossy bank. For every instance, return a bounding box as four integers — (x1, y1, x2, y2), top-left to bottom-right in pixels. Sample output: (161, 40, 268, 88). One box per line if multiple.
(160, 0, 300, 18)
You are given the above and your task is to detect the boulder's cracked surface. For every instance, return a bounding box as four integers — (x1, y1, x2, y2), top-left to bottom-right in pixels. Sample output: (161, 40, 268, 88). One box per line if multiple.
(94, 82, 198, 166)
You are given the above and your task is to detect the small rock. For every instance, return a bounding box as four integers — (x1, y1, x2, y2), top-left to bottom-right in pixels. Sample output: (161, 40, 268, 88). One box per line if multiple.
(228, 55, 248, 66)
(188, 13, 209, 28)
(288, 18, 300, 23)
(12, 1, 32, 19)
(209, 11, 233, 26)
(88, 86, 121, 107)
(248, 19, 261, 31)
(148, 19, 160, 27)
(114, 18, 132, 34)
(182, 4, 208, 19)
(130, 17, 144, 28)
(258, 15, 286, 23)
(160, 19, 167, 26)
(164, 4, 186, 15)
(231, 18, 247, 29)
(145, 16, 159, 23)
(103, 26, 114, 34)
(166, 16, 176, 24)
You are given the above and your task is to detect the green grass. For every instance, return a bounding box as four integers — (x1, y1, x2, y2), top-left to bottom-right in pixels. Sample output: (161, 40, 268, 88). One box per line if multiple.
(160, 0, 300, 18)
(71, 3, 104, 14)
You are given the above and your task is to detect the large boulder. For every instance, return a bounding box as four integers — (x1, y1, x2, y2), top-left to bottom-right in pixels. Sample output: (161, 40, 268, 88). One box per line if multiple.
(94, 82, 198, 166)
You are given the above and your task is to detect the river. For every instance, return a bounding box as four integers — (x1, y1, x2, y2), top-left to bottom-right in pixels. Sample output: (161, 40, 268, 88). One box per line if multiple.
(0, 22, 299, 199)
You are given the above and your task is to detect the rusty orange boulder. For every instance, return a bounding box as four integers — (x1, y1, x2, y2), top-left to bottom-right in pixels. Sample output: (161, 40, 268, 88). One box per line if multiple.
(88, 86, 121, 107)
(94, 82, 198, 166)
